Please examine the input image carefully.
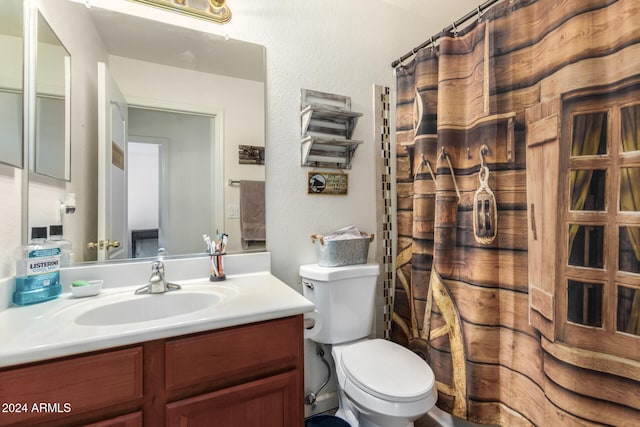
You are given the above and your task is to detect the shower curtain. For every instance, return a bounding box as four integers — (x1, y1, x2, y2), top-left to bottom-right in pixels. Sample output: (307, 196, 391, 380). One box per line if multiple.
(392, 0, 640, 425)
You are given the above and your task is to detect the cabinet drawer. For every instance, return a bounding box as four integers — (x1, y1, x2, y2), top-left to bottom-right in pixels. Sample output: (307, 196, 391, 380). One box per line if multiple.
(0, 347, 143, 426)
(165, 316, 302, 393)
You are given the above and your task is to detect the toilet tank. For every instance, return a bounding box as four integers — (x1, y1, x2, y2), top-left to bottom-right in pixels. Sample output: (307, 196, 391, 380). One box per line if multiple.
(300, 263, 380, 344)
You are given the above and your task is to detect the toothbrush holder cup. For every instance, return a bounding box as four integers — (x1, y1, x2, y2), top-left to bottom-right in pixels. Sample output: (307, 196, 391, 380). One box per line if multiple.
(209, 252, 226, 281)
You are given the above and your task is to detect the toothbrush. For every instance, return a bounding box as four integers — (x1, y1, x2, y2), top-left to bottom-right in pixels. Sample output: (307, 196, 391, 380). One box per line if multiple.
(220, 234, 228, 254)
(217, 254, 224, 276)
(203, 234, 212, 254)
(210, 255, 218, 276)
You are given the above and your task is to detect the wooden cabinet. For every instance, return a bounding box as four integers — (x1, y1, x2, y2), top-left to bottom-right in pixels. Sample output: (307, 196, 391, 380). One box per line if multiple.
(0, 316, 303, 427)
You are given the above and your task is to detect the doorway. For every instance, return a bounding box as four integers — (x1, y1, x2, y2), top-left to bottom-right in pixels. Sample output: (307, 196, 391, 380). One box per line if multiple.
(127, 106, 217, 257)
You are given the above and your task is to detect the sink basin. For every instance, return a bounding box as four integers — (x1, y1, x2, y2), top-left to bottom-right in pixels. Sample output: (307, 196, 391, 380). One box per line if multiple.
(75, 292, 221, 326)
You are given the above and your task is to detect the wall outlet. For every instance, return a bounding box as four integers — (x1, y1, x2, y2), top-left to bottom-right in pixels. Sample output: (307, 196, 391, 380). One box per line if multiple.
(227, 204, 240, 219)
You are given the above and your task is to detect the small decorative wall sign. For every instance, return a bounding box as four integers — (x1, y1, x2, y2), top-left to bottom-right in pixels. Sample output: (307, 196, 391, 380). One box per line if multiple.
(238, 145, 264, 165)
(308, 171, 348, 195)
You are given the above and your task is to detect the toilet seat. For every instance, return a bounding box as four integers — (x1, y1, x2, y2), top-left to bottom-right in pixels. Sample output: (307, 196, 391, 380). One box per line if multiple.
(339, 339, 435, 403)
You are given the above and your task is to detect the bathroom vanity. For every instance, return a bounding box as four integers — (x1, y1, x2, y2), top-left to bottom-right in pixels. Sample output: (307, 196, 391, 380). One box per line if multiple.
(0, 256, 313, 427)
(0, 316, 302, 426)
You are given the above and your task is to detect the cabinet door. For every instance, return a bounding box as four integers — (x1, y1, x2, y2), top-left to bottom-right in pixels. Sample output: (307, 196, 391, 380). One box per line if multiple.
(166, 371, 300, 427)
(0, 347, 143, 426)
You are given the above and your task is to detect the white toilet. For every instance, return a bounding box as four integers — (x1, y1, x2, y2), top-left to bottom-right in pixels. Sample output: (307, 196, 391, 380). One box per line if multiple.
(301, 263, 437, 427)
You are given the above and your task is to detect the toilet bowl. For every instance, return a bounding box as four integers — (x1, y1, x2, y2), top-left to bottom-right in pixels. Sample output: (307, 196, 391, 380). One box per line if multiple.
(333, 339, 437, 427)
(300, 263, 437, 427)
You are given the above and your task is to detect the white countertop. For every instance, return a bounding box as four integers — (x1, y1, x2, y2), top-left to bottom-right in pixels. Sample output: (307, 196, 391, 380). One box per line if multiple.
(0, 272, 315, 368)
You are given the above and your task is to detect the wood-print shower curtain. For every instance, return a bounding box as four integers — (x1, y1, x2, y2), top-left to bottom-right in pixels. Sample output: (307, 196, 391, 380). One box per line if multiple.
(393, 0, 640, 425)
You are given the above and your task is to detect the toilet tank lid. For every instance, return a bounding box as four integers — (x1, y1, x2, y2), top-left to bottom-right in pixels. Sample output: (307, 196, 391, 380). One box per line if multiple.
(299, 263, 379, 281)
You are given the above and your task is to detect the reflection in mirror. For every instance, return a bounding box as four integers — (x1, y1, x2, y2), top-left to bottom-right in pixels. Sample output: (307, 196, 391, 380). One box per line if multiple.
(0, 0, 24, 168)
(26, 2, 265, 265)
(128, 107, 217, 258)
(34, 11, 70, 181)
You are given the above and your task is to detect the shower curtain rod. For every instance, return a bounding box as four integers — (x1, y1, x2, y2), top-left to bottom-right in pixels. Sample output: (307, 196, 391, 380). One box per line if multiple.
(391, 0, 500, 68)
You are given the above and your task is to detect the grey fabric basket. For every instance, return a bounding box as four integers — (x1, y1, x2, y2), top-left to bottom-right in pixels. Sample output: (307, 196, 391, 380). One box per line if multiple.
(311, 232, 374, 267)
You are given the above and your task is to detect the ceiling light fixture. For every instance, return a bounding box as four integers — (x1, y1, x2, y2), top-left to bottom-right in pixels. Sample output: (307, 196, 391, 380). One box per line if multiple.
(128, 0, 232, 24)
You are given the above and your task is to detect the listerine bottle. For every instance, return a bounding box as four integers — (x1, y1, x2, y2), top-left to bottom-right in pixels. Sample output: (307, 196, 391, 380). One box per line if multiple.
(48, 225, 73, 268)
(13, 227, 62, 306)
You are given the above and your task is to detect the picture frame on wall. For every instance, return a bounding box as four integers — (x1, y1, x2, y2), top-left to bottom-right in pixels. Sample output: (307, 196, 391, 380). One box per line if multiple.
(307, 171, 348, 195)
(238, 145, 265, 165)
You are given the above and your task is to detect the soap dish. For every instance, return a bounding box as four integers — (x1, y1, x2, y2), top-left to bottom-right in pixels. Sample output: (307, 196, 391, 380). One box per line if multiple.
(71, 280, 103, 298)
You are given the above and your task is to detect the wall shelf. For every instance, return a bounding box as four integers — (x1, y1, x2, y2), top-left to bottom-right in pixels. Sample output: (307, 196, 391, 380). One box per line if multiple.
(301, 136, 363, 169)
(300, 89, 362, 169)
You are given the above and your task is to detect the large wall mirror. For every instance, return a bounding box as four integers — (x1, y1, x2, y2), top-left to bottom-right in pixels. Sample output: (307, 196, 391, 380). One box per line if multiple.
(27, 0, 265, 265)
(0, 0, 24, 168)
(34, 11, 71, 181)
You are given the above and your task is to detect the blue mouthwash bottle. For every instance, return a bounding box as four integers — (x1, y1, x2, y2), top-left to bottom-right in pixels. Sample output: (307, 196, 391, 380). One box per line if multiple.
(13, 227, 62, 306)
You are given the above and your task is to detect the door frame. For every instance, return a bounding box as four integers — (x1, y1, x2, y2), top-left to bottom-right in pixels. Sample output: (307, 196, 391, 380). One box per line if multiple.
(126, 97, 224, 242)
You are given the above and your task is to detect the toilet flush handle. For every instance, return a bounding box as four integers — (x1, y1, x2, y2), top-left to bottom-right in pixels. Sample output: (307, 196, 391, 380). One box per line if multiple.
(302, 280, 314, 290)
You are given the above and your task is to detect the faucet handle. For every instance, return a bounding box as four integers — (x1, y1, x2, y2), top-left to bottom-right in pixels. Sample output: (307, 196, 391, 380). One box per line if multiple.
(151, 260, 165, 274)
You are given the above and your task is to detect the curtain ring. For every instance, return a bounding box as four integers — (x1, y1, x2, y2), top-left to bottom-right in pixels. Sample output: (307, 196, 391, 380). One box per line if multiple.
(477, 6, 483, 22)
(451, 22, 458, 37)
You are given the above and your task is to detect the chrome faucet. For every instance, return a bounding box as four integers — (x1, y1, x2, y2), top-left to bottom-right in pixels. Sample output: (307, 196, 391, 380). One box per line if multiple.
(135, 259, 181, 294)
